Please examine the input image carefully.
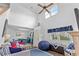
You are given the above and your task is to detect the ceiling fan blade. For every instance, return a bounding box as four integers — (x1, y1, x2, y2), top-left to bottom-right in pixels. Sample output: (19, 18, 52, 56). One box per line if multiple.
(46, 3, 53, 8)
(45, 8, 50, 13)
(38, 8, 44, 14)
(38, 4, 44, 8)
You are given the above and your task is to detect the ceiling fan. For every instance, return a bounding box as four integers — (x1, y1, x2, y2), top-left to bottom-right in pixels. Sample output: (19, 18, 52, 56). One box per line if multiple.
(38, 3, 53, 14)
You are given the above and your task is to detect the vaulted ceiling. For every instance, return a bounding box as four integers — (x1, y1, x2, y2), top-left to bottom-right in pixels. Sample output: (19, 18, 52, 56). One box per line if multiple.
(12, 3, 55, 14)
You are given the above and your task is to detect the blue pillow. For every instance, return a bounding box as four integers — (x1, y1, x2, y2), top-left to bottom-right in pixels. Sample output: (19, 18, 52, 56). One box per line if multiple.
(67, 43, 75, 50)
(9, 47, 22, 54)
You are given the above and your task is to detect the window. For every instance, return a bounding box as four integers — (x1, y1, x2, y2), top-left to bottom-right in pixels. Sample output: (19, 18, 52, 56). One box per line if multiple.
(45, 5, 59, 19)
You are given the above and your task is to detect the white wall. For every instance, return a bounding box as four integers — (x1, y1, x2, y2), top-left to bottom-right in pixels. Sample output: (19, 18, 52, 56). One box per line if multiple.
(33, 12, 46, 47)
(0, 9, 10, 44)
(44, 3, 79, 31)
(8, 4, 37, 28)
(34, 3, 79, 47)
(44, 3, 79, 42)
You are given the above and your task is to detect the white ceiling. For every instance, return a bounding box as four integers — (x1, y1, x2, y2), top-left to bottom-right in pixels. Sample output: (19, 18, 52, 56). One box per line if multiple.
(15, 3, 55, 14)
(8, 3, 58, 28)
(8, 3, 37, 28)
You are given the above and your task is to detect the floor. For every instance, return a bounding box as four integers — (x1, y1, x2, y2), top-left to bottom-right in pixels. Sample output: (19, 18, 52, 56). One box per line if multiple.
(48, 51, 64, 56)
(30, 48, 52, 56)
(8, 48, 53, 56)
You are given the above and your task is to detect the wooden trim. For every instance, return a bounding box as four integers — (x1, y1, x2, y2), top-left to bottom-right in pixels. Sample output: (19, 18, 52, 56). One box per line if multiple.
(69, 31, 79, 56)
(70, 31, 79, 37)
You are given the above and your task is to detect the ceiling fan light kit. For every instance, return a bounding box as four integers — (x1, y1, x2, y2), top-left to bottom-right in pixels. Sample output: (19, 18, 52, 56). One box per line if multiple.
(38, 3, 53, 14)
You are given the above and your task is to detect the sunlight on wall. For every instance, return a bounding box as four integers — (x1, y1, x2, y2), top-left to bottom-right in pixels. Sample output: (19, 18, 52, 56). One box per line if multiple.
(45, 5, 59, 19)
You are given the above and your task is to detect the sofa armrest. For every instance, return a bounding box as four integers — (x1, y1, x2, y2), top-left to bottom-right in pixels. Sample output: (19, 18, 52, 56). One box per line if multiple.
(64, 49, 75, 56)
